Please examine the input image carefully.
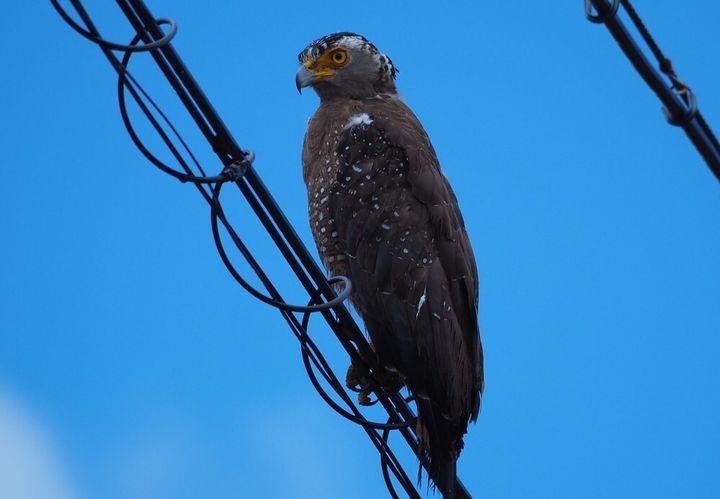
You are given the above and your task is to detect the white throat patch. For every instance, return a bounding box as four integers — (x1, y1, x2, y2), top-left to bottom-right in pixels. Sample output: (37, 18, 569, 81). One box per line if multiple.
(344, 113, 374, 130)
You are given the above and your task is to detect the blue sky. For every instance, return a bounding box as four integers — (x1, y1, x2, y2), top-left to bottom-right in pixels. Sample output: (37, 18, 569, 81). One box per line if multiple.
(2, 1, 719, 498)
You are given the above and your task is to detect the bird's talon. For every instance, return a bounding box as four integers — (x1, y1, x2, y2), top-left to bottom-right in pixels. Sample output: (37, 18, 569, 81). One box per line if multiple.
(345, 362, 364, 390)
(358, 390, 373, 406)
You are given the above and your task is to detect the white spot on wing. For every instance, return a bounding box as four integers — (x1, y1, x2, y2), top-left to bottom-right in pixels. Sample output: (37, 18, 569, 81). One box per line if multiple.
(416, 287, 427, 319)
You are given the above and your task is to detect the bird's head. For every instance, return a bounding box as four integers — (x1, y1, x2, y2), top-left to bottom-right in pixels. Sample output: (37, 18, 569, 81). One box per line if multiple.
(296, 32, 398, 100)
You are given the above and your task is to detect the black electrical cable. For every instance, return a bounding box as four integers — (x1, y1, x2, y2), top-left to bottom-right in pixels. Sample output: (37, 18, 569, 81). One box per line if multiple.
(51, 0, 176, 51)
(381, 421, 404, 499)
(52, 1, 472, 497)
(586, 0, 720, 180)
(52, 0, 408, 487)
(617, 0, 719, 149)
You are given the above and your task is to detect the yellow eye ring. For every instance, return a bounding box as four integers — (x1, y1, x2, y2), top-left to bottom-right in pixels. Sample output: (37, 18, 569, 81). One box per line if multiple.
(331, 50, 348, 65)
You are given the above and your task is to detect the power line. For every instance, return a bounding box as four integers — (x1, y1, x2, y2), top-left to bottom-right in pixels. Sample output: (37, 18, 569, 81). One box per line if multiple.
(51, 0, 473, 497)
(585, 0, 720, 181)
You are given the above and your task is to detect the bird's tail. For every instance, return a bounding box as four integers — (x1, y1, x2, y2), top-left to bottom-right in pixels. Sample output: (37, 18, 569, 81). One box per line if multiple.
(416, 399, 460, 499)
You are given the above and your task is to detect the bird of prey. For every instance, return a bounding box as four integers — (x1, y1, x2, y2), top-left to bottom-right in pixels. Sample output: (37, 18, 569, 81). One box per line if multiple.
(296, 32, 483, 495)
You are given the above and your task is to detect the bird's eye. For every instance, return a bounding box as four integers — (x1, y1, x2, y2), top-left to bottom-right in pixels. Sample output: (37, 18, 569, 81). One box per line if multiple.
(331, 50, 348, 65)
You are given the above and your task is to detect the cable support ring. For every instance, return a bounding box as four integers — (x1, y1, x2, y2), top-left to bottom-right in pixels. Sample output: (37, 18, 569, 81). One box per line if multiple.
(662, 87, 698, 127)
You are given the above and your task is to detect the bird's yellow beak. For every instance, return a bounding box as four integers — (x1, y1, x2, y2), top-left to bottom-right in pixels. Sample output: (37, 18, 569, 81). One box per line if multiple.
(296, 60, 335, 93)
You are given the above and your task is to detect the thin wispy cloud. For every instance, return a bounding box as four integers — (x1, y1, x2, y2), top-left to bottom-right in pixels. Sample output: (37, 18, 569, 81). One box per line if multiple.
(0, 388, 81, 499)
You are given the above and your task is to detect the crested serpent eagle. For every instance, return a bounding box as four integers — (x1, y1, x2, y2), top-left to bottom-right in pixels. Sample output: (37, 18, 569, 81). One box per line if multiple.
(296, 32, 483, 495)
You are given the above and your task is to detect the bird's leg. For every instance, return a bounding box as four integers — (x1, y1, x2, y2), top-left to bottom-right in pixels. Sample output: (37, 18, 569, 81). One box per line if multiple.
(346, 340, 377, 406)
(345, 336, 376, 406)
(346, 343, 405, 406)
(345, 361, 374, 406)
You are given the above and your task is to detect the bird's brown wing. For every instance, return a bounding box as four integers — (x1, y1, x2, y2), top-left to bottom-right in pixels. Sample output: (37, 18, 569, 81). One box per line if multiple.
(328, 97, 483, 432)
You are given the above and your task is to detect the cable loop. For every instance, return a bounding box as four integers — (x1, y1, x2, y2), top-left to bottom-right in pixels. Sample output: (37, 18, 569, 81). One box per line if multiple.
(52, 0, 177, 52)
(584, 0, 620, 24)
(116, 34, 255, 185)
(297, 300, 416, 431)
(210, 181, 353, 313)
(298, 341, 415, 430)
